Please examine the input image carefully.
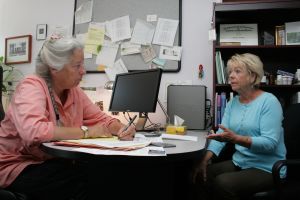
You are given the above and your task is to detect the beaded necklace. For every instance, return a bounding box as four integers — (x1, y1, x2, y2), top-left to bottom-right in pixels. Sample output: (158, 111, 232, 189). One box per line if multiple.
(46, 80, 62, 127)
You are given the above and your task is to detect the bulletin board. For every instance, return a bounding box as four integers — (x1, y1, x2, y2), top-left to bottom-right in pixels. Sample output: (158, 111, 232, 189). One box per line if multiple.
(74, 0, 182, 73)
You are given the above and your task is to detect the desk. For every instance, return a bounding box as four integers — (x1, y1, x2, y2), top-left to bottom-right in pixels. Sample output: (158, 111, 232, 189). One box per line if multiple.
(42, 131, 207, 200)
(42, 131, 207, 163)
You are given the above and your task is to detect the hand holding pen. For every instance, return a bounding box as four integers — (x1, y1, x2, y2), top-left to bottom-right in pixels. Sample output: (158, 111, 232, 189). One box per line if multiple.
(117, 115, 137, 140)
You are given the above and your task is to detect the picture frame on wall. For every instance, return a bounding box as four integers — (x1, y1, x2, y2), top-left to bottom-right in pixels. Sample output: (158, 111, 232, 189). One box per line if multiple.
(5, 35, 32, 65)
(36, 24, 47, 40)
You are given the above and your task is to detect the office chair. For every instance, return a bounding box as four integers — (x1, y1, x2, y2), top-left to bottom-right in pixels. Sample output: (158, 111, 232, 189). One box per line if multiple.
(267, 103, 300, 199)
(0, 65, 28, 200)
(252, 103, 300, 200)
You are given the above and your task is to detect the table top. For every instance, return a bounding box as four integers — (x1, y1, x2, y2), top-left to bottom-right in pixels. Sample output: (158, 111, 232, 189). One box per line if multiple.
(41, 130, 207, 164)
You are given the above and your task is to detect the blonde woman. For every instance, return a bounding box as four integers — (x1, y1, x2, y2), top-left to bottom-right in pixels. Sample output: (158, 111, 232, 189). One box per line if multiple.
(192, 53, 286, 200)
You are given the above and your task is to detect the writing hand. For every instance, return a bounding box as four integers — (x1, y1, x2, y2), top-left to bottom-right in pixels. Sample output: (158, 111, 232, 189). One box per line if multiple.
(117, 125, 136, 141)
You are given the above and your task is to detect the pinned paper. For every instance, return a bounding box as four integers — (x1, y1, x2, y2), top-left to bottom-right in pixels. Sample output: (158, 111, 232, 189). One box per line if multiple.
(174, 115, 184, 126)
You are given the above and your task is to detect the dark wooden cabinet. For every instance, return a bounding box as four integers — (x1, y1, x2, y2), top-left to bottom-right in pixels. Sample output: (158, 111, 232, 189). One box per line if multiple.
(213, 1, 300, 127)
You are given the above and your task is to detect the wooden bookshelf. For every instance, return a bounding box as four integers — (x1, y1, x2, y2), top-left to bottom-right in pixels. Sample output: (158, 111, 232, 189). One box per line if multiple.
(212, 0, 300, 128)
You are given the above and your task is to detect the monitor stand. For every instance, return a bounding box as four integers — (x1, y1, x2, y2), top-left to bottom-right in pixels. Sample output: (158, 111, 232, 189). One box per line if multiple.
(135, 112, 148, 131)
(135, 112, 159, 133)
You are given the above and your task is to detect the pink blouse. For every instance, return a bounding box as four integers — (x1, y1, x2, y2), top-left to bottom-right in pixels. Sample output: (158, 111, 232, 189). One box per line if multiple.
(0, 75, 116, 187)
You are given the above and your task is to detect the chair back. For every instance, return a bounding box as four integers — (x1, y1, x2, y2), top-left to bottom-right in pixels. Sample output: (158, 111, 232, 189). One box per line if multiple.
(282, 103, 300, 159)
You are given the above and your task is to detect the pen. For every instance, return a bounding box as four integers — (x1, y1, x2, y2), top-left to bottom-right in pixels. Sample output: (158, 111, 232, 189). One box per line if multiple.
(122, 115, 137, 132)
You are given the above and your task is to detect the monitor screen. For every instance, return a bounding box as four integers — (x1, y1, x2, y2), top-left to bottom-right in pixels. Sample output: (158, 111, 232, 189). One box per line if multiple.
(109, 69, 162, 113)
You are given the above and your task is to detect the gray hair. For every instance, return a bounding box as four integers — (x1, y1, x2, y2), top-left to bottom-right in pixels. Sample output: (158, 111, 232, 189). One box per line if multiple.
(36, 37, 83, 79)
(227, 53, 264, 86)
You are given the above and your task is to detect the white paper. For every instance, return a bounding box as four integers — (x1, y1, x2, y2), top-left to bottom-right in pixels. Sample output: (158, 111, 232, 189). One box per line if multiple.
(75, 0, 93, 24)
(153, 18, 179, 46)
(130, 19, 155, 45)
(104, 59, 128, 81)
(107, 15, 131, 43)
(159, 46, 182, 61)
(73, 146, 165, 156)
(96, 40, 119, 68)
(120, 42, 141, 56)
(141, 45, 156, 63)
(146, 14, 157, 22)
(89, 22, 106, 32)
(161, 133, 198, 142)
(64, 133, 166, 156)
(49, 25, 72, 38)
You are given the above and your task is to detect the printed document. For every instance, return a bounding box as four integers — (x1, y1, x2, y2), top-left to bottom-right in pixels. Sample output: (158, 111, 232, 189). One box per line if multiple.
(75, 0, 93, 24)
(107, 15, 131, 43)
(104, 59, 128, 81)
(130, 19, 155, 45)
(96, 40, 119, 68)
(159, 46, 182, 61)
(120, 42, 141, 56)
(153, 18, 179, 46)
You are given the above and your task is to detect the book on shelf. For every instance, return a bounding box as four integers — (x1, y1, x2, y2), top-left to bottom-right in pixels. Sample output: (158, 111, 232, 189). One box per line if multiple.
(217, 93, 221, 126)
(220, 42, 241, 46)
(214, 93, 218, 127)
(215, 51, 227, 84)
(214, 92, 228, 127)
(275, 25, 286, 45)
(263, 31, 275, 45)
(215, 51, 223, 84)
(220, 92, 227, 124)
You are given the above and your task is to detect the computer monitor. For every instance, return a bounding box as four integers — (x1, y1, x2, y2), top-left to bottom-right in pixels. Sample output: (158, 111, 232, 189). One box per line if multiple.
(109, 68, 162, 131)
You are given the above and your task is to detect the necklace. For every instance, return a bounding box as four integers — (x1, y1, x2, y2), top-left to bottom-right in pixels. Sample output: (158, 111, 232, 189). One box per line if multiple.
(46, 80, 62, 127)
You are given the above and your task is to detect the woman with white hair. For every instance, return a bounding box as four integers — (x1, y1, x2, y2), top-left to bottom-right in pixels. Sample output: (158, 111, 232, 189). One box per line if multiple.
(192, 53, 286, 200)
(0, 37, 135, 200)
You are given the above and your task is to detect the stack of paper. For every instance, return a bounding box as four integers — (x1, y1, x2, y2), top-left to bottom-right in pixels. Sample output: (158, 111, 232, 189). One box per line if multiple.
(53, 137, 151, 151)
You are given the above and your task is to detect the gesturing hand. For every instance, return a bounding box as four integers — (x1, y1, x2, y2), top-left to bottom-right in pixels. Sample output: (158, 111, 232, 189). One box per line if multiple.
(206, 124, 237, 143)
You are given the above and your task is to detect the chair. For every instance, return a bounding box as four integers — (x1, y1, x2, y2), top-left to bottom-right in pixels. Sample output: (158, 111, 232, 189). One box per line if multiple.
(268, 103, 300, 199)
(0, 65, 28, 200)
(251, 103, 300, 200)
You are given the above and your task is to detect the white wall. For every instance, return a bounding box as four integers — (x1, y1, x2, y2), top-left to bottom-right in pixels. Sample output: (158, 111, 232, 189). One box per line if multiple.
(0, 0, 214, 126)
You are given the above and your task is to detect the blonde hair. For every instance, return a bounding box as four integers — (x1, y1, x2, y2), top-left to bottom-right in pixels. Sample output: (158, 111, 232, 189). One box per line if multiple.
(227, 53, 264, 86)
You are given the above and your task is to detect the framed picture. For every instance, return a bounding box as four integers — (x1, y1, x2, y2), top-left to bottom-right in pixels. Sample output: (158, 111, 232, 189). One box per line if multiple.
(5, 35, 32, 65)
(36, 24, 47, 40)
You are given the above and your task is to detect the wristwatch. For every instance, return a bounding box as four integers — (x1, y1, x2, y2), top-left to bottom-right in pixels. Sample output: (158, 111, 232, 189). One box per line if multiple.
(81, 125, 89, 139)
